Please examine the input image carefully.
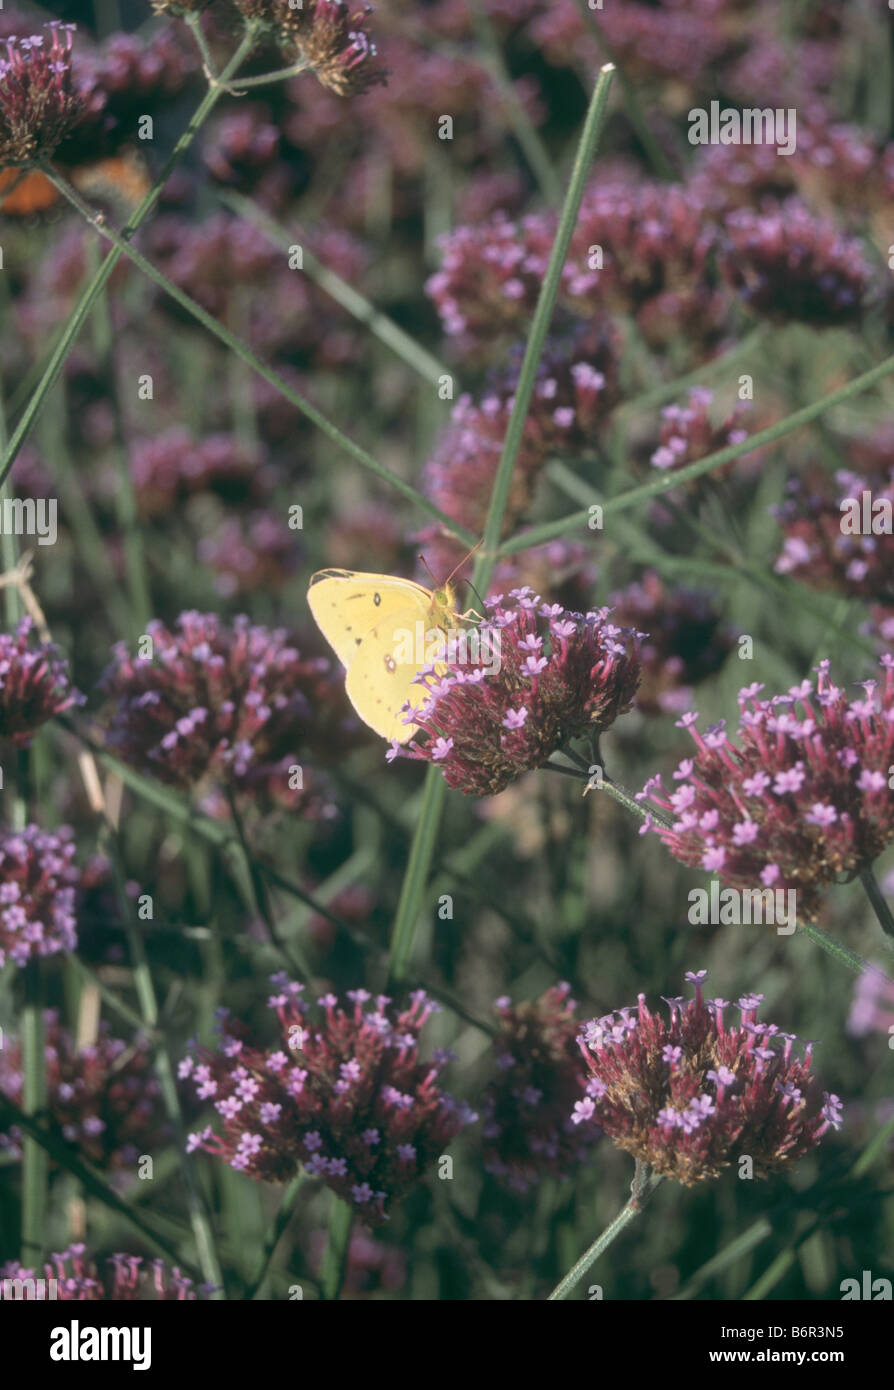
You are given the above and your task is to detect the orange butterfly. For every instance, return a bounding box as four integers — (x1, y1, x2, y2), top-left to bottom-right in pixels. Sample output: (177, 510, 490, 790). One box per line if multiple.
(0, 151, 150, 220)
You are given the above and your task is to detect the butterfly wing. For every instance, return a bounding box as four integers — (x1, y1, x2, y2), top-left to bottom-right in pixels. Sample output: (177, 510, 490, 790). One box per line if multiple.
(308, 570, 435, 668)
(308, 570, 448, 739)
(344, 602, 436, 742)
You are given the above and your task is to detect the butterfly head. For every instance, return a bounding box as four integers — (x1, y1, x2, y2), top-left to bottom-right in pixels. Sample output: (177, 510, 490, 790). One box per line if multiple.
(430, 583, 456, 627)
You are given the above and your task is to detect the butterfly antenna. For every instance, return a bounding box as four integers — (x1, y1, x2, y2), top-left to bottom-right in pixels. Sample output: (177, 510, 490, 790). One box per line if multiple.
(443, 538, 483, 589)
(417, 553, 438, 585)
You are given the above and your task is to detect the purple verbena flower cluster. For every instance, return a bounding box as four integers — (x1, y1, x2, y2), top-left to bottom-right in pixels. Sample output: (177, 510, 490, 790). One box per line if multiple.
(0, 1010, 165, 1176)
(0, 1245, 212, 1299)
(0, 22, 82, 166)
(183, 979, 473, 1226)
(390, 590, 642, 796)
(0, 617, 81, 746)
(0, 824, 79, 969)
(572, 971, 842, 1184)
(639, 659, 894, 920)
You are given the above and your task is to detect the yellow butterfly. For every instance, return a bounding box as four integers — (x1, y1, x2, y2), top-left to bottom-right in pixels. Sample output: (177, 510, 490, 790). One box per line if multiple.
(307, 567, 467, 743)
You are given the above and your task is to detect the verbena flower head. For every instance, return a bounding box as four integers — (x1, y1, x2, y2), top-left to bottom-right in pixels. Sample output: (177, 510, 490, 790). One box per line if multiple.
(0, 23, 82, 166)
(0, 824, 78, 968)
(272, 0, 387, 97)
(99, 612, 345, 812)
(427, 179, 726, 358)
(648, 386, 755, 481)
(128, 429, 276, 519)
(389, 591, 642, 796)
(719, 201, 874, 326)
(183, 980, 474, 1227)
(0, 617, 81, 746)
(638, 659, 894, 920)
(481, 983, 599, 1193)
(573, 970, 842, 1185)
(0, 1245, 212, 1299)
(773, 441, 894, 600)
(0, 1010, 165, 1177)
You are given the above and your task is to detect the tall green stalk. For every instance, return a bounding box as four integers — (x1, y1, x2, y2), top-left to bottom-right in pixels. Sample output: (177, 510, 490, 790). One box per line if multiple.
(386, 67, 617, 984)
(548, 1163, 663, 1300)
(319, 1194, 353, 1301)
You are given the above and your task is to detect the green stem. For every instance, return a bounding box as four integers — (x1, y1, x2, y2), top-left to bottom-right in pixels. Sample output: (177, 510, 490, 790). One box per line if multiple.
(548, 1163, 662, 1300)
(387, 66, 616, 987)
(571, 0, 675, 179)
(319, 1194, 353, 1301)
(474, 63, 616, 597)
(21, 960, 48, 1266)
(244, 1173, 306, 1300)
(0, 24, 261, 493)
(858, 866, 894, 940)
(0, 362, 22, 625)
(499, 350, 894, 555)
(218, 191, 455, 389)
(797, 921, 883, 977)
(614, 328, 769, 418)
(224, 787, 314, 981)
(85, 240, 152, 634)
(40, 169, 477, 549)
(467, 0, 562, 202)
(228, 59, 311, 89)
(388, 771, 447, 983)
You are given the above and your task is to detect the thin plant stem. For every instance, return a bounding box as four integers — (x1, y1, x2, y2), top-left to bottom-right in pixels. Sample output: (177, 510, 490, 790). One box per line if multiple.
(319, 1194, 353, 1301)
(467, 0, 562, 202)
(0, 24, 261, 493)
(386, 67, 617, 987)
(224, 787, 315, 981)
(548, 1162, 663, 1300)
(858, 866, 894, 940)
(218, 190, 456, 389)
(615, 327, 769, 416)
(0, 362, 23, 625)
(571, 0, 676, 179)
(39, 168, 478, 550)
(228, 59, 311, 89)
(244, 1173, 306, 1300)
(85, 239, 152, 634)
(474, 63, 616, 597)
(21, 960, 48, 1266)
(796, 921, 881, 977)
(499, 349, 894, 555)
(388, 772, 447, 983)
